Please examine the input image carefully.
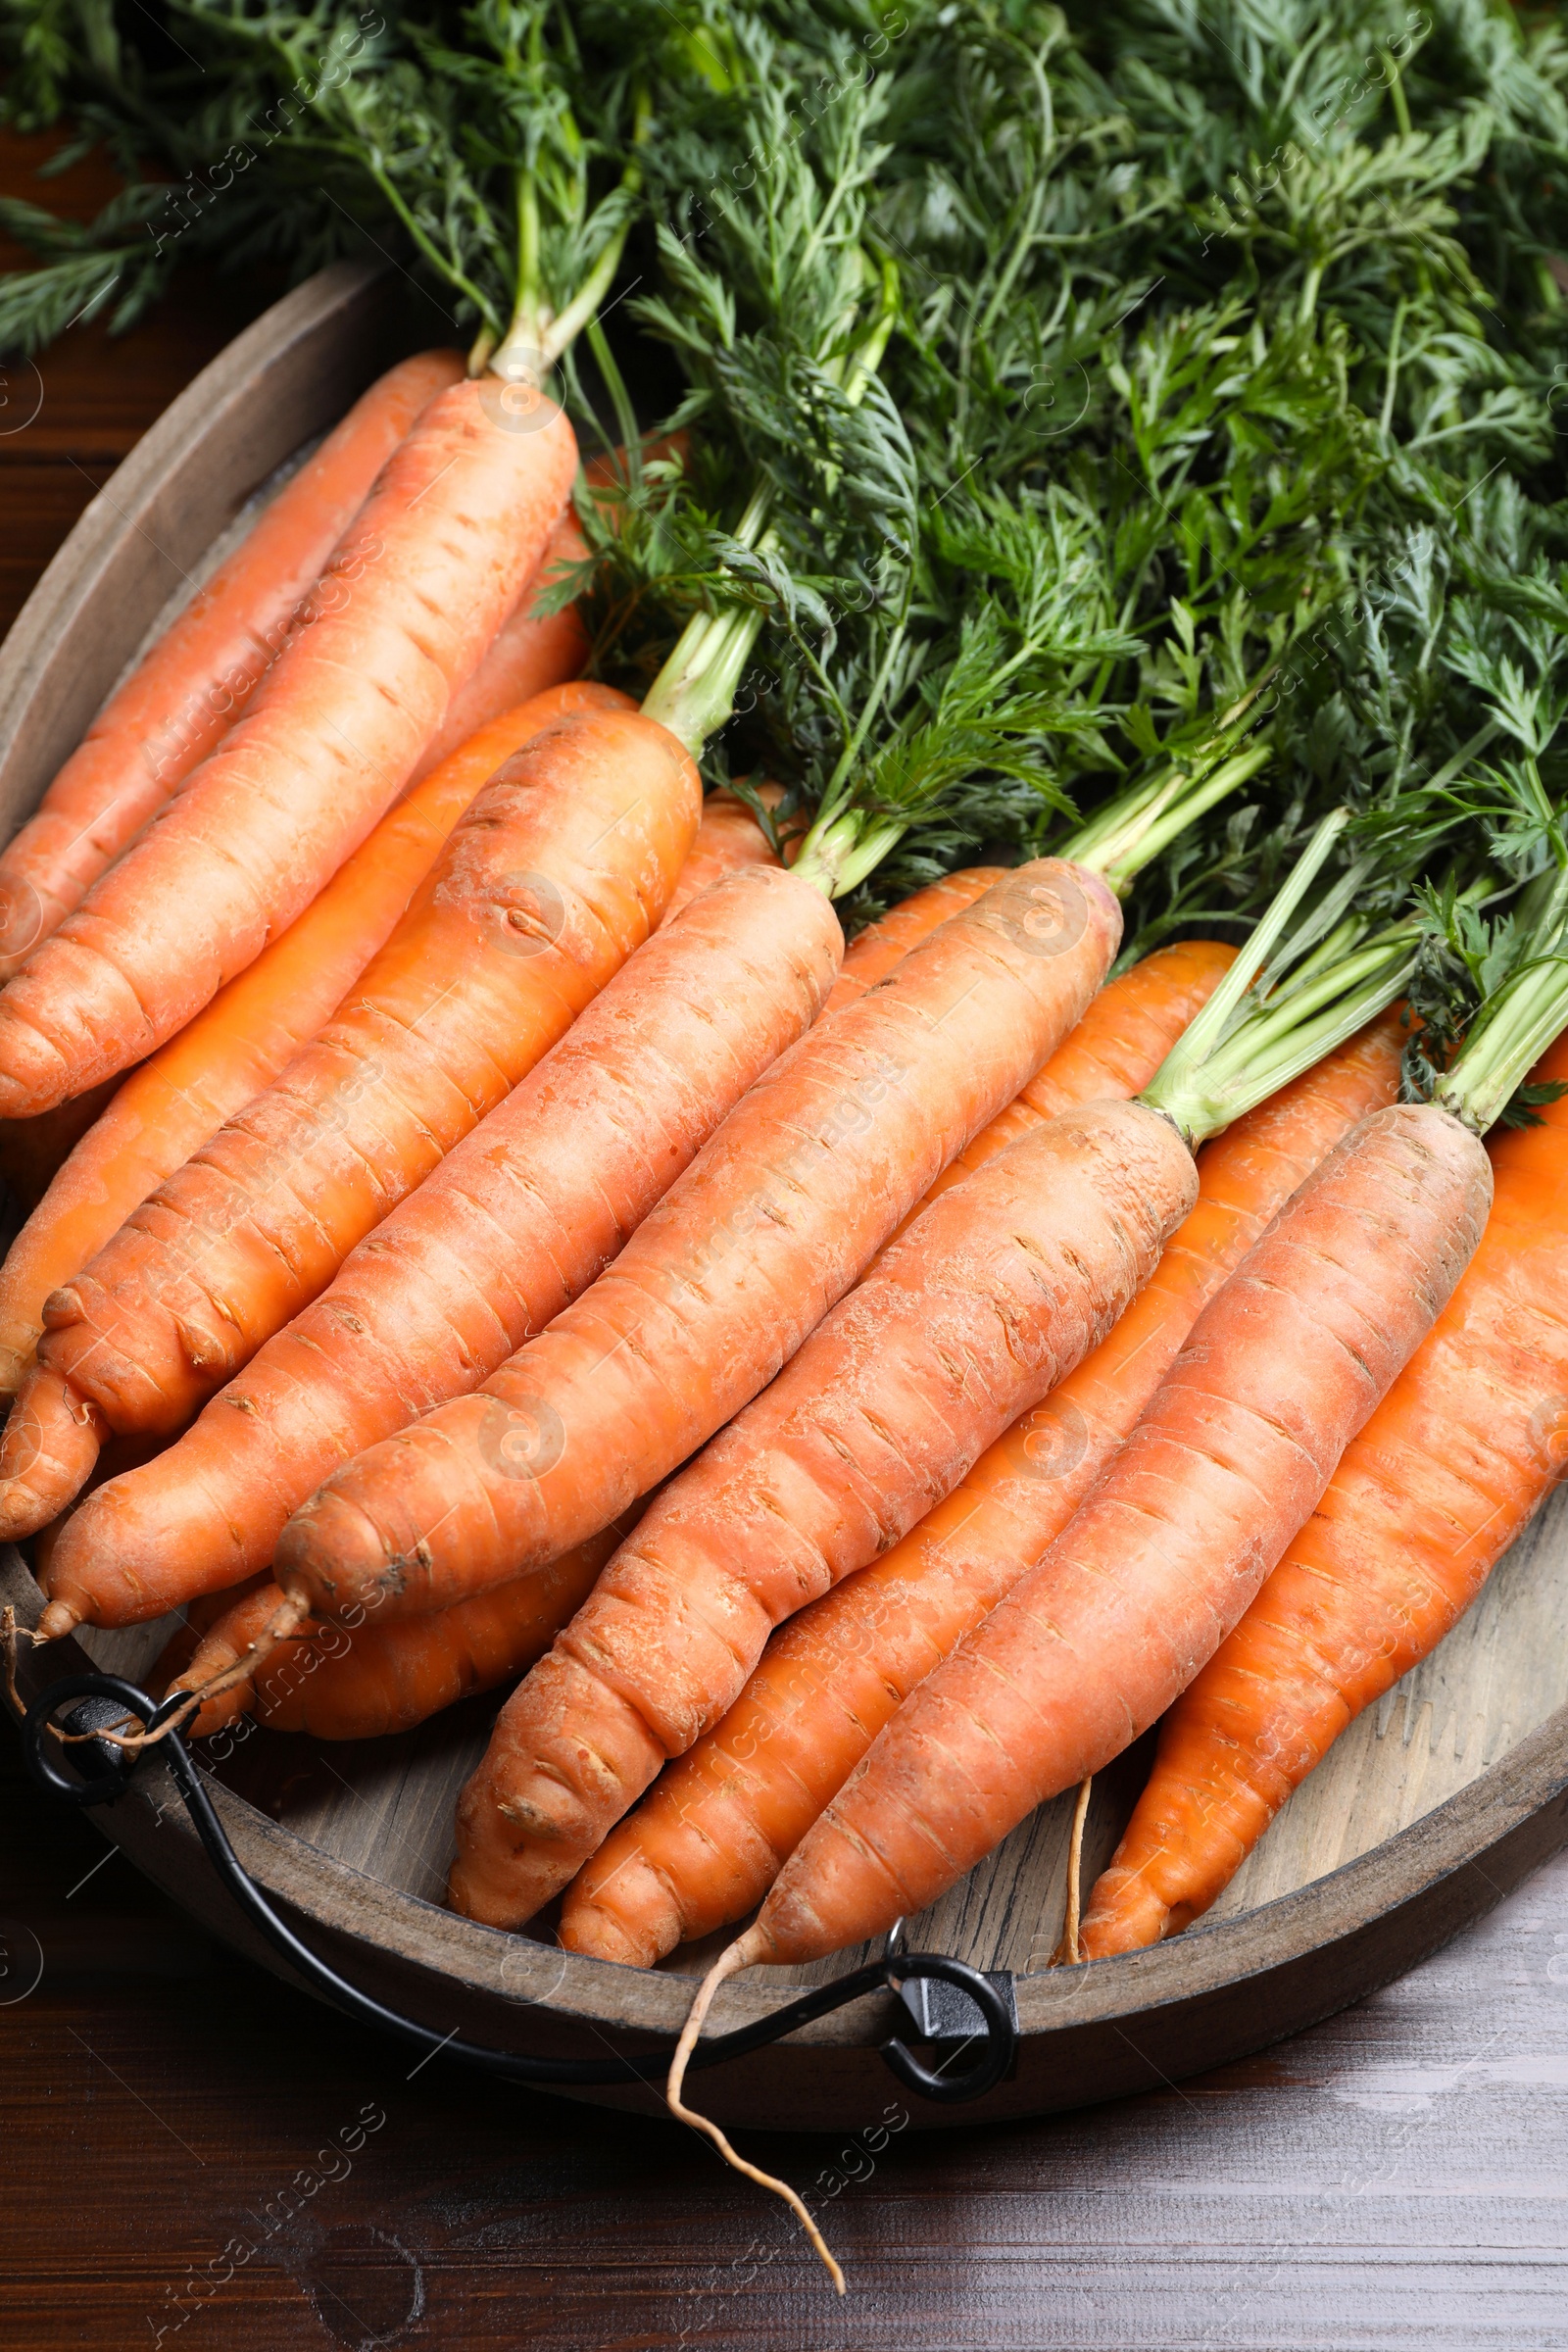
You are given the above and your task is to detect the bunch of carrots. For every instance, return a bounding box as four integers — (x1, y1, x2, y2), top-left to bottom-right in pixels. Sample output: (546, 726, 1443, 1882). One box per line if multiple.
(8, 0, 1568, 2299)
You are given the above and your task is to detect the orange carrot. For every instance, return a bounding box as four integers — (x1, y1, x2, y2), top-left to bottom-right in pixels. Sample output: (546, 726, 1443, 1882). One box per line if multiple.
(163, 1578, 307, 1736)
(824, 867, 1006, 1011)
(1080, 1033, 1568, 1956)
(8, 698, 699, 1560)
(560, 998, 1404, 1969)
(404, 433, 688, 788)
(272, 860, 1125, 1637)
(28, 1423, 179, 1596)
(861, 938, 1236, 1273)
(449, 1089, 1195, 1927)
(406, 510, 590, 785)
(261, 1545, 618, 1740)
(147, 1573, 271, 1702)
(906, 938, 1235, 1204)
(662, 786, 787, 923)
(741, 1103, 1492, 1969)
(42, 864, 841, 1631)
(0, 349, 466, 981)
(0, 684, 621, 1398)
(0, 374, 581, 1116)
(172, 1521, 638, 1742)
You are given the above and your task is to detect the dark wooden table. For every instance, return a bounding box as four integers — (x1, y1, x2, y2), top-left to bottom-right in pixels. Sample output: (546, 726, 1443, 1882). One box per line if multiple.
(5, 130, 1568, 2352)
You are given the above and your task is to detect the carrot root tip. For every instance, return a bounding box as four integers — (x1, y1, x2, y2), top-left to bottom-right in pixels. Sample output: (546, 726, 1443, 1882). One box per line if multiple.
(2, 1602, 34, 1713)
(664, 1926, 846, 2295)
(1051, 1775, 1094, 1967)
(35, 1597, 80, 1642)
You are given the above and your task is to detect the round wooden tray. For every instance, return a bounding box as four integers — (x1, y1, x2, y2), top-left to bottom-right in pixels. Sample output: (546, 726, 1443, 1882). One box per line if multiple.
(5, 267, 1568, 2135)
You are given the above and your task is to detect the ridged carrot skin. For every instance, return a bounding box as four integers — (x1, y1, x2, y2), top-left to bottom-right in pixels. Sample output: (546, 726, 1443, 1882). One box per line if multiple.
(7, 702, 701, 1557)
(406, 434, 686, 788)
(861, 940, 1237, 1275)
(44, 865, 841, 1631)
(0, 504, 592, 1227)
(560, 987, 1403, 1970)
(749, 1102, 1494, 1965)
(0, 349, 466, 981)
(407, 510, 590, 786)
(260, 1544, 617, 1740)
(27, 1423, 173, 1598)
(274, 859, 1124, 1630)
(907, 939, 1236, 1210)
(450, 1093, 1197, 1927)
(1080, 1037, 1568, 1956)
(0, 684, 620, 1399)
(823, 868, 1006, 1012)
(0, 377, 581, 1116)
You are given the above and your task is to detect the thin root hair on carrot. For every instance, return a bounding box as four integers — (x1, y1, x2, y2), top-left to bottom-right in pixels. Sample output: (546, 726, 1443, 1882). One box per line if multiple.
(1053, 1776, 1094, 1967)
(665, 1924, 846, 2295)
(44, 1591, 313, 1755)
(2, 1603, 34, 1718)
(0, 1604, 156, 1753)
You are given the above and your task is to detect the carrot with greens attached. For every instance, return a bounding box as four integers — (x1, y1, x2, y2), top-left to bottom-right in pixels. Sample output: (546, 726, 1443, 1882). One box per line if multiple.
(0, 684, 622, 1399)
(6, 696, 699, 1557)
(561, 996, 1404, 1969)
(651, 815, 1501, 2268)
(664, 1097, 1489, 2276)
(748, 1095, 1483, 1961)
(405, 434, 680, 787)
(716, 838, 1568, 1984)
(18, 165, 920, 1573)
(0, 373, 582, 1116)
(0, 348, 466, 980)
(270, 858, 1125, 1642)
(40, 863, 840, 1633)
(458, 810, 1418, 1935)
(1080, 1028, 1568, 1956)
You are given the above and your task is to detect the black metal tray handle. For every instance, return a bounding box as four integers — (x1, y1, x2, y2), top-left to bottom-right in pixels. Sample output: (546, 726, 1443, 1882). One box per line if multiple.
(23, 1669, 1018, 2105)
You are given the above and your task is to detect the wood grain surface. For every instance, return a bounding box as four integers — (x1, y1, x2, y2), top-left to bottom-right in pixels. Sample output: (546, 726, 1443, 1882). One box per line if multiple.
(5, 122, 1568, 2351)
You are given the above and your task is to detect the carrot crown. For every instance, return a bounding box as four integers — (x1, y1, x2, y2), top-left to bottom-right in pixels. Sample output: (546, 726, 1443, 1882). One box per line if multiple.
(1057, 680, 1277, 898)
(1427, 849, 1568, 1137)
(638, 274, 902, 761)
(1139, 808, 1424, 1149)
